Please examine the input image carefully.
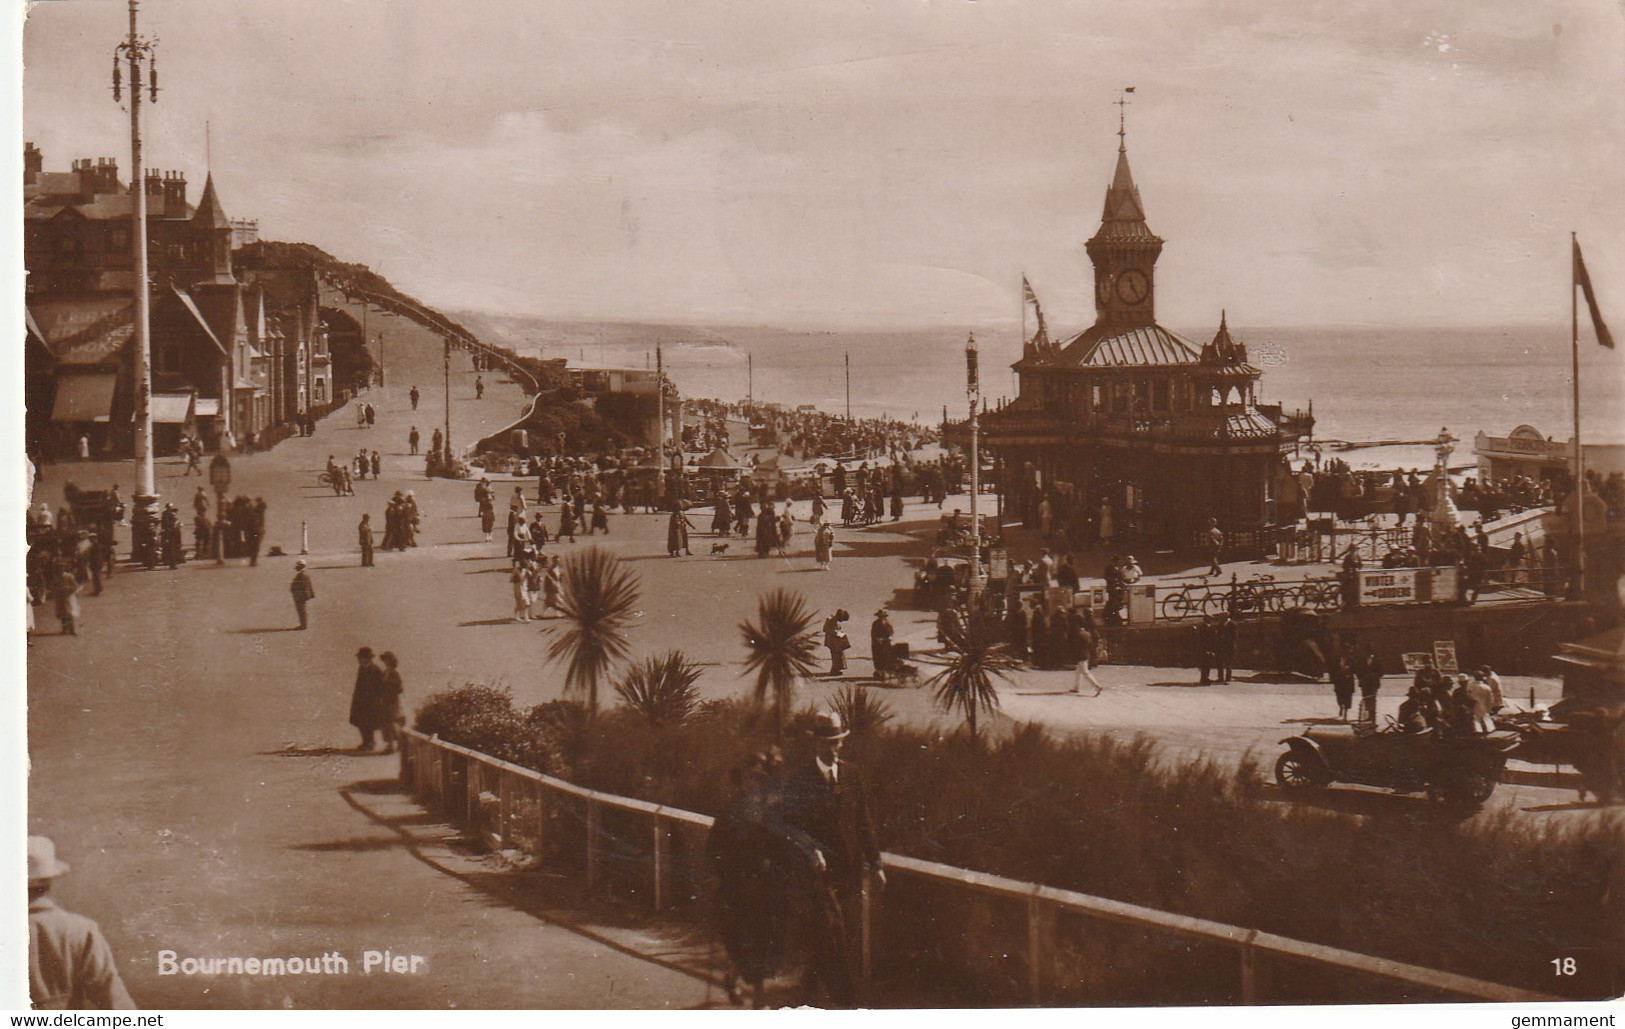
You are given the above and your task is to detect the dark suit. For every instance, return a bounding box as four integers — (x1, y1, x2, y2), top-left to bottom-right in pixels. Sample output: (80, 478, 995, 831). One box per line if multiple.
(349, 660, 386, 749)
(780, 755, 880, 1005)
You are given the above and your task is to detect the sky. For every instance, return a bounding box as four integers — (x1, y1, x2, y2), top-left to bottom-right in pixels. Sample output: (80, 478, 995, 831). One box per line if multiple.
(16, 0, 1625, 331)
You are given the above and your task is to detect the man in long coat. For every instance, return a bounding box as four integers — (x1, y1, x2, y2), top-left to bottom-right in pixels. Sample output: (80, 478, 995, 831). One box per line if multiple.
(349, 646, 386, 750)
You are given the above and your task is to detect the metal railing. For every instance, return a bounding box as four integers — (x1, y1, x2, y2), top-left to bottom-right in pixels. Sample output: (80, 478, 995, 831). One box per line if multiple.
(398, 729, 1556, 1005)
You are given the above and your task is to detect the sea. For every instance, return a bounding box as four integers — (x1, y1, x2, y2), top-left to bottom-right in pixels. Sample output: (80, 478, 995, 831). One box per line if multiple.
(465, 317, 1624, 473)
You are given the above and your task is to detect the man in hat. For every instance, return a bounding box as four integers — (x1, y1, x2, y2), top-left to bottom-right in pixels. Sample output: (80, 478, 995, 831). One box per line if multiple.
(350, 647, 386, 750)
(290, 560, 315, 629)
(780, 709, 883, 1006)
(28, 836, 135, 1009)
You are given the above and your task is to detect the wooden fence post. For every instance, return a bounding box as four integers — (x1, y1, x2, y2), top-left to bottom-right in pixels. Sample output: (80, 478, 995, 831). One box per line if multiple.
(498, 771, 512, 850)
(1027, 887, 1055, 1004)
(585, 798, 600, 893)
(651, 810, 665, 912)
(1239, 930, 1260, 1004)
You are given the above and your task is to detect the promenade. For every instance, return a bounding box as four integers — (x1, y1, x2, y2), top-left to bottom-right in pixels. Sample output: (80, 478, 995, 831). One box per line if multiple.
(24, 304, 1590, 1009)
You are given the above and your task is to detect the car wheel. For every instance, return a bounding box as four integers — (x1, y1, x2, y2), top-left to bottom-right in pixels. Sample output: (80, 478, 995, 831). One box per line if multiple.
(1275, 752, 1326, 791)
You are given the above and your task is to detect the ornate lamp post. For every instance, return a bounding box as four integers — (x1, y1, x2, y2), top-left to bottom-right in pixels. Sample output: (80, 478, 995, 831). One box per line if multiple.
(967, 333, 986, 597)
(443, 335, 453, 462)
(1427, 426, 1460, 537)
(113, 0, 159, 564)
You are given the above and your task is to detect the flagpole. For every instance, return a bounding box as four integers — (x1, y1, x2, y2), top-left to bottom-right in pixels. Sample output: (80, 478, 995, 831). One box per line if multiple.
(1021, 273, 1027, 349)
(1571, 233, 1585, 598)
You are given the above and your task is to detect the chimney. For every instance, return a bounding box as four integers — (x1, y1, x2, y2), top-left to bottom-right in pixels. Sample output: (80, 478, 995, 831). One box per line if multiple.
(23, 142, 41, 185)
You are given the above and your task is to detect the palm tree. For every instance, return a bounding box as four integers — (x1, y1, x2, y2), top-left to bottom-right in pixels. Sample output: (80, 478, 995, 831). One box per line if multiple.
(926, 610, 1016, 738)
(546, 547, 641, 717)
(614, 650, 703, 729)
(739, 588, 820, 735)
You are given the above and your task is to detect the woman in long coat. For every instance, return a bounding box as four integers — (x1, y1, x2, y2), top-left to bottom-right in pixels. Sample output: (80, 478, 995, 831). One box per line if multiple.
(511, 561, 534, 622)
(378, 651, 405, 754)
(813, 521, 834, 571)
(52, 564, 80, 636)
(712, 492, 733, 537)
(349, 647, 385, 750)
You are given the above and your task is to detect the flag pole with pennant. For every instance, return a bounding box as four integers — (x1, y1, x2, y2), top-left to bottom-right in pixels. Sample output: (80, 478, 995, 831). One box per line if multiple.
(1570, 234, 1616, 598)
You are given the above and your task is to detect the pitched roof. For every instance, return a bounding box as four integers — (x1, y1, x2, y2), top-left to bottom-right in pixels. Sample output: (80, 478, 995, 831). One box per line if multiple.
(1198, 311, 1261, 373)
(192, 173, 230, 229)
(1055, 322, 1201, 368)
(170, 287, 230, 356)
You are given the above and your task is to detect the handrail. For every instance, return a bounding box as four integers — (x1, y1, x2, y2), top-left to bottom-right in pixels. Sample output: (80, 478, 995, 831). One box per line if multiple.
(399, 728, 1558, 1004)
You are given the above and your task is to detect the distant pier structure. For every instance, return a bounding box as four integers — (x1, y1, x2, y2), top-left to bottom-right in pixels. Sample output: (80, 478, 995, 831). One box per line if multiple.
(983, 122, 1312, 540)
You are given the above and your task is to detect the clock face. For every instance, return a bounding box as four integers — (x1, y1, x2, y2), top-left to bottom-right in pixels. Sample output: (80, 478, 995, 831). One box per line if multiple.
(1115, 268, 1150, 306)
(1095, 271, 1114, 305)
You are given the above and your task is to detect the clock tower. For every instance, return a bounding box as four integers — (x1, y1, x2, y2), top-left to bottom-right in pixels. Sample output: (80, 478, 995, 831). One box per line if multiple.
(1084, 132, 1163, 329)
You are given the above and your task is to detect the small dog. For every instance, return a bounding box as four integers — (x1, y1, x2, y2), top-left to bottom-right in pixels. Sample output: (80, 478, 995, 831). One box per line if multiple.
(710, 542, 730, 555)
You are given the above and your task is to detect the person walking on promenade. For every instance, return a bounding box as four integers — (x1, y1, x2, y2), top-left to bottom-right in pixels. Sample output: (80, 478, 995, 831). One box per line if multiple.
(870, 609, 894, 682)
(193, 485, 209, 520)
(52, 563, 81, 636)
(358, 512, 375, 567)
(814, 519, 834, 571)
(707, 749, 793, 1008)
(349, 646, 386, 750)
(712, 491, 733, 536)
(1195, 615, 1217, 686)
(193, 509, 213, 562)
(475, 375, 485, 400)
(183, 438, 203, 476)
(28, 836, 136, 1010)
(480, 498, 496, 543)
(1356, 643, 1383, 726)
(811, 492, 826, 525)
(1330, 645, 1356, 720)
(370, 449, 381, 478)
(779, 710, 883, 1007)
(409, 385, 420, 411)
(365, 403, 376, 428)
(778, 503, 794, 557)
(667, 505, 692, 557)
(246, 497, 267, 567)
(378, 651, 405, 753)
(540, 555, 563, 618)
(408, 426, 420, 456)
(560, 500, 578, 544)
(591, 497, 610, 535)
(77, 434, 91, 461)
(159, 504, 184, 569)
(1206, 517, 1224, 577)
(823, 609, 850, 677)
(290, 560, 316, 630)
(511, 559, 534, 622)
(357, 403, 368, 430)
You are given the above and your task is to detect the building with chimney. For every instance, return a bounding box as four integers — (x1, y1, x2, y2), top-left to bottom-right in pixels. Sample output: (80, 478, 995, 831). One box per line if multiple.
(982, 127, 1311, 540)
(22, 144, 306, 457)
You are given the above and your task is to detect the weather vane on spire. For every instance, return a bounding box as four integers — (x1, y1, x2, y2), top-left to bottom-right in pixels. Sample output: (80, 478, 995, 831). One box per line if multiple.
(1116, 87, 1135, 152)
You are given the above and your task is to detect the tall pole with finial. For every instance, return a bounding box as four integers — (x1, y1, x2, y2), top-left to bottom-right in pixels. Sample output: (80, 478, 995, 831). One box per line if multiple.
(443, 335, 452, 459)
(115, 0, 159, 562)
(845, 352, 852, 423)
(967, 332, 985, 596)
(1571, 232, 1586, 599)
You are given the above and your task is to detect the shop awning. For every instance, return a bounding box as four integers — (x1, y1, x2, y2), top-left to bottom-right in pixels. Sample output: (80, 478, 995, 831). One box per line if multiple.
(194, 398, 221, 417)
(49, 374, 117, 423)
(151, 393, 196, 425)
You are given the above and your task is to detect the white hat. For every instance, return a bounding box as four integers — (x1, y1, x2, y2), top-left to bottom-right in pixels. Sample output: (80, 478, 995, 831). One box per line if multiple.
(27, 836, 70, 883)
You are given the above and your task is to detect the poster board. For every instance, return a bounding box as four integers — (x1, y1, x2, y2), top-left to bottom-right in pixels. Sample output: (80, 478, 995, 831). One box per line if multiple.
(1433, 641, 1459, 674)
(1401, 652, 1435, 673)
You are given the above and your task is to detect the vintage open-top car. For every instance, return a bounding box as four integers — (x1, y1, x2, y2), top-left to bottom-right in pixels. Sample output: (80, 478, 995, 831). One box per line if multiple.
(1275, 724, 1521, 809)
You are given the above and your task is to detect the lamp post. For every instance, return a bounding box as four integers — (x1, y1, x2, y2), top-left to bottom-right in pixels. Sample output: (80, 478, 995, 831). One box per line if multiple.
(377, 331, 385, 388)
(114, 0, 159, 564)
(209, 453, 231, 565)
(967, 333, 986, 597)
(443, 335, 453, 461)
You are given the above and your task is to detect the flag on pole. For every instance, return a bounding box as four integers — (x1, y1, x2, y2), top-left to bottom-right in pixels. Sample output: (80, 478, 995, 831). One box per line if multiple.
(1022, 275, 1050, 348)
(1574, 238, 1615, 349)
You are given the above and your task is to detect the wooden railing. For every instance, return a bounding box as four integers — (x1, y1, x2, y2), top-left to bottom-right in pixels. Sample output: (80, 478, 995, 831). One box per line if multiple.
(398, 729, 1556, 1005)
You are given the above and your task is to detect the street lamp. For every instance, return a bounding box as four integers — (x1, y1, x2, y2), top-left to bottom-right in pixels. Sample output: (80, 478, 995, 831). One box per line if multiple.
(443, 335, 453, 461)
(114, 0, 159, 564)
(967, 332, 986, 597)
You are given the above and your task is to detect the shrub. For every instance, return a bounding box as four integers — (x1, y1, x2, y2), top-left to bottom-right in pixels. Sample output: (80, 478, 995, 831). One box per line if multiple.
(613, 651, 702, 728)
